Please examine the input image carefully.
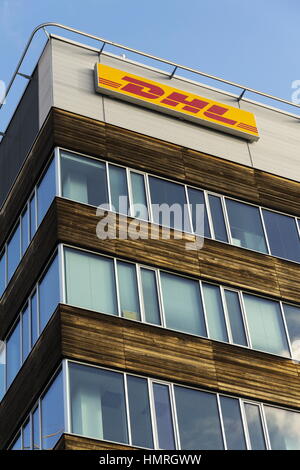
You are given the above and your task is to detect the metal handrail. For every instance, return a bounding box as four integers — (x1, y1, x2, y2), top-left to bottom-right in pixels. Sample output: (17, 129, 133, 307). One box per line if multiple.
(1, 22, 300, 125)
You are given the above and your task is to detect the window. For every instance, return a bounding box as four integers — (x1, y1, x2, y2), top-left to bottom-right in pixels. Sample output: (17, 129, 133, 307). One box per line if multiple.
(140, 268, 161, 325)
(243, 294, 290, 357)
(0, 341, 5, 401)
(22, 418, 31, 450)
(149, 177, 191, 232)
(202, 283, 228, 342)
(0, 251, 5, 297)
(263, 210, 300, 262)
(153, 383, 175, 450)
(21, 206, 29, 256)
(282, 303, 300, 360)
(208, 194, 228, 242)
(22, 303, 30, 362)
(29, 194, 36, 239)
(109, 165, 129, 215)
(175, 386, 224, 450)
(37, 158, 56, 224)
(244, 403, 266, 450)
(220, 396, 246, 450)
(127, 376, 153, 448)
(226, 199, 268, 253)
(41, 370, 64, 449)
(65, 248, 118, 315)
(39, 254, 60, 331)
(69, 362, 128, 444)
(160, 272, 206, 336)
(188, 188, 210, 237)
(6, 320, 21, 388)
(7, 224, 20, 282)
(61, 152, 108, 207)
(224, 290, 247, 346)
(117, 261, 140, 320)
(32, 407, 40, 450)
(265, 405, 300, 450)
(31, 291, 38, 347)
(130, 172, 148, 220)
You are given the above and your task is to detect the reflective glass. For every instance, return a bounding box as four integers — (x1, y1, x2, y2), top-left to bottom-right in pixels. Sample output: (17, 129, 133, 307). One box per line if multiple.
(0, 251, 5, 297)
(6, 320, 21, 387)
(11, 433, 22, 450)
(220, 396, 246, 450)
(65, 248, 118, 315)
(61, 152, 108, 207)
(22, 418, 31, 450)
(41, 371, 64, 449)
(7, 224, 20, 282)
(149, 177, 191, 232)
(22, 303, 30, 362)
(21, 206, 29, 255)
(208, 195, 228, 242)
(160, 272, 207, 337)
(141, 269, 161, 325)
(283, 303, 300, 360)
(153, 383, 175, 450)
(188, 188, 210, 237)
(0, 341, 5, 400)
(130, 172, 148, 220)
(33, 407, 40, 450)
(175, 386, 224, 450)
(244, 403, 266, 450)
(226, 199, 268, 253)
(265, 405, 300, 450)
(39, 254, 60, 331)
(109, 165, 128, 215)
(202, 283, 228, 342)
(30, 194, 36, 239)
(224, 290, 247, 346)
(37, 158, 56, 225)
(117, 261, 140, 321)
(70, 363, 128, 444)
(243, 294, 290, 357)
(263, 209, 300, 262)
(31, 291, 38, 347)
(127, 375, 154, 448)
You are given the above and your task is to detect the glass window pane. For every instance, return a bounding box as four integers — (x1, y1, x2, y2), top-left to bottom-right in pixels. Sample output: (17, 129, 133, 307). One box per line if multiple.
(65, 248, 118, 315)
(127, 375, 154, 448)
(243, 294, 290, 357)
(22, 418, 31, 450)
(30, 194, 36, 239)
(31, 291, 38, 347)
(224, 290, 247, 346)
(41, 370, 64, 449)
(226, 199, 268, 253)
(175, 386, 224, 450)
(265, 405, 300, 450)
(141, 269, 161, 325)
(130, 172, 148, 220)
(37, 158, 56, 225)
(149, 177, 191, 232)
(153, 383, 175, 450)
(0, 250, 5, 297)
(33, 407, 41, 450)
(7, 224, 20, 282)
(220, 396, 246, 450)
(39, 254, 60, 332)
(263, 210, 300, 262)
(0, 341, 5, 401)
(244, 403, 266, 450)
(70, 363, 128, 444)
(117, 261, 140, 321)
(109, 165, 129, 215)
(22, 303, 30, 362)
(208, 195, 228, 242)
(11, 433, 22, 450)
(61, 152, 108, 207)
(160, 272, 207, 337)
(202, 283, 228, 342)
(283, 303, 300, 360)
(7, 320, 21, 388)
(21, 206, 29, 255)
(188, 188, 210, 237)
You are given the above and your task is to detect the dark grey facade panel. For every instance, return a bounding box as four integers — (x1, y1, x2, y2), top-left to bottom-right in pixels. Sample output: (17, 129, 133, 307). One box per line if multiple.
(0, 67, 39, 207)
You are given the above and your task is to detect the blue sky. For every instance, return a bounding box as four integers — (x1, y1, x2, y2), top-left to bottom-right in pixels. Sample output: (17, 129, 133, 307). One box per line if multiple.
(0, 0, 299, 130)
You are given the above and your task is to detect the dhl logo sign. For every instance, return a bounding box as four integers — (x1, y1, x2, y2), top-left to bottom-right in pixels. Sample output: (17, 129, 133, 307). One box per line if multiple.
(95, 64, 259, 141)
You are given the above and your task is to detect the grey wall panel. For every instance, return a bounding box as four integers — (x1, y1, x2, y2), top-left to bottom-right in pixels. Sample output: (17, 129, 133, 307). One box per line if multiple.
(241, 101, 300, 181)
(38, 41, 53, 128)
(51, 39, 104, 121)
(0, 67, 39, 208)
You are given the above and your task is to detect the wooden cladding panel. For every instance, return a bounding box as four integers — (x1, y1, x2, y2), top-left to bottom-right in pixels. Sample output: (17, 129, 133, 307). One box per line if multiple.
(0, 311, 62, 450)
(55, 434, 136, 451)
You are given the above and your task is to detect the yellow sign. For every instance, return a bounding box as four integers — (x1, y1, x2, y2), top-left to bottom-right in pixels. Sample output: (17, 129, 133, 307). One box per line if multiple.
(95, 64, 259, 141)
